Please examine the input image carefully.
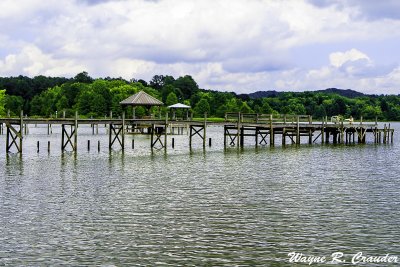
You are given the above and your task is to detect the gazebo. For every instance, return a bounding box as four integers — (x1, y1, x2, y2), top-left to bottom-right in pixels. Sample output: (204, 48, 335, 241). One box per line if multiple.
(168, 103, 191, 120)
(120, 90, 164, 118)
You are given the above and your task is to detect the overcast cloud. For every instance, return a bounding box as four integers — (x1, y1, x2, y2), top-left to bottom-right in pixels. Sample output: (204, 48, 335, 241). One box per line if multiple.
(0, 0, 399, 94)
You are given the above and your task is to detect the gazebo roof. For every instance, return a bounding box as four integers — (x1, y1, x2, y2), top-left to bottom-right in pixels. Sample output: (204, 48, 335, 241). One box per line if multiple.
(168, 103, 191, 109)
(120, 90, 163, 106)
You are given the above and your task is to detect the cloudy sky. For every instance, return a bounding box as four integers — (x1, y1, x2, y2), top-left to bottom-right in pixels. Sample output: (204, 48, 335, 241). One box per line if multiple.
(1, 0, 400, 94)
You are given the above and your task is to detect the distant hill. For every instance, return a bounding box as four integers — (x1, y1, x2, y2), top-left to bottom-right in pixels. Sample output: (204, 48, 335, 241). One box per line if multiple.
(248, 90, 281, 99)
(315, 88, 366, 98)
(248, 88, 366, 99)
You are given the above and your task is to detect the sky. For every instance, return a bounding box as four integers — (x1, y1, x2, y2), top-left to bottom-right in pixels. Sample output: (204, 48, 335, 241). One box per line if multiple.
(1, 0, 400, 94)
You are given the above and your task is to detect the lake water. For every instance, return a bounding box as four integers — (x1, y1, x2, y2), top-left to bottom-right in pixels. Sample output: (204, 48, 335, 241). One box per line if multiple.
(0, 123, 399, 266)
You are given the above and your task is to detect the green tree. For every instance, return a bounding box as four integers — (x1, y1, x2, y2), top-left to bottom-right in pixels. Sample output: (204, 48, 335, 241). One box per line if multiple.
(240, 101, 253, 113)
(361, 105, 382, 120)
(166, 92, 178, 106)
(56, 95, 69, 112)
(194, 98, 210, 117)
(225, 98, 240, 112)
(174, 75, 199, 99)
(261, 98, 274, 114)
(4, 95, 24, 116)
(74, 71, 93, 83)
(0, 90, 6, 116)
(76, 89, 94, 115)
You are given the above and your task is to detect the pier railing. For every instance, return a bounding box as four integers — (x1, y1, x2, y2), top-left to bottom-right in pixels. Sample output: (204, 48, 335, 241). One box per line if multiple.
(223, 113, 381, 127)
(224, 113, 313, 124)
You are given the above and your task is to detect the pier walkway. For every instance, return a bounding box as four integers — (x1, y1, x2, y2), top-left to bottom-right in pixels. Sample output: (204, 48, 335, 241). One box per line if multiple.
(0, 112, 394, 153)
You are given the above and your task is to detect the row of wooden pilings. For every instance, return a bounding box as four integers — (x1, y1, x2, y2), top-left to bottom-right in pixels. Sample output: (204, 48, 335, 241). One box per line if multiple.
(223, 113, 394, 147)
(0, 111, 395, 153)
(0, 111, 212, 154)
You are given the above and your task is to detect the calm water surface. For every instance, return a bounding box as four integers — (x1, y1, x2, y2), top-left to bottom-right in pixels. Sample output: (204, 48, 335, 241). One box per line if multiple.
(0, 123, 399, 266)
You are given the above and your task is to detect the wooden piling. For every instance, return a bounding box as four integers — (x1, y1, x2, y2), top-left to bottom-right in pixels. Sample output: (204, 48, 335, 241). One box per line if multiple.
(74, 111, 78, 151)
(296, 115, 300, 145)
(237, 112, 241, 147)
(308, 116, 312, 144)
(87, 140, 90, 151)
(189, 125, 192, 147)
(48, 141, 50, 153)
(391, 129, 394, 143)
(165, 112, 168, 150)
(172, 138, 175, 148)
(98, 140, 101, 151)
(122, 112, 125, 150)
(6, 126, 9, 152)
(240, 126, 244, 147)
(37, 141, 39, 153)
(333, 131, 337, 144)
(255, 128, 258, 148)
(270, 114, 274, 147)
(223, 125, 227, 147)
(203, 113, 207, 148)
(340, 121, 344, 144)
(321, 118, 325, 144)
(20, 110, 23, 152)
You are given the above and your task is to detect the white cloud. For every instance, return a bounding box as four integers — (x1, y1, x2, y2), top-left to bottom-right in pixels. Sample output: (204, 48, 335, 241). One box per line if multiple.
(329, 48, 371, 68)
(0, 45, 86, 77)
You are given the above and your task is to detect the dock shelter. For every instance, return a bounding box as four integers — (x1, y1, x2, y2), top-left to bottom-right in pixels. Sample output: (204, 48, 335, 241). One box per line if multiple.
(168, 103, 191, 120)
(120, 90, 164, 118)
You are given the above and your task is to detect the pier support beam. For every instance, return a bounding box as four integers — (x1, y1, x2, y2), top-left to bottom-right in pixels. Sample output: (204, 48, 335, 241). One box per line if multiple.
(61, 124, 77, 151)
(150, 124, 167, 149)
(189, 125, 206, 148)
(109, 112, 125, 150)
(224, 126, 238, 147)
(296, 116, 300, 145)
(61, 112, 78, 152)
(5, 110, 23, 153)
(269, 114, 274, 147)
(6, 123, 23, 153)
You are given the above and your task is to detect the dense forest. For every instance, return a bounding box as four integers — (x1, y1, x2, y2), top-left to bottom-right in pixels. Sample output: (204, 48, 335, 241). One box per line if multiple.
(1, 72, 400, 120)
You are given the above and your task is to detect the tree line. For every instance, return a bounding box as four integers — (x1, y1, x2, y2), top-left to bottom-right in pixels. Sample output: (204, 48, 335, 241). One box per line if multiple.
(0, 72, 400, 120)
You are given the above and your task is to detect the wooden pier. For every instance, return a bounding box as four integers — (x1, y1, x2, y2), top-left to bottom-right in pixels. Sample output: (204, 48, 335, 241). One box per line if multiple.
(0, 111, 394, 153)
